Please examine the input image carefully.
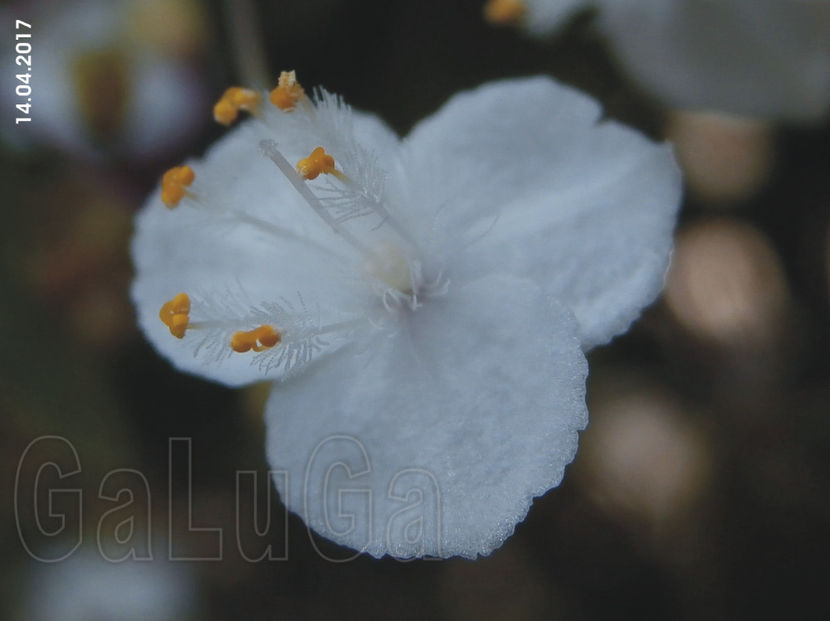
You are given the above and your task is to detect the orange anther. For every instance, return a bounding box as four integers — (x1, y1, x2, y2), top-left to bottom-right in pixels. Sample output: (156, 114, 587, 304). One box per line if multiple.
(213, 86, 260, 126)
(269, 70, 305, 111)
(296, 146, 339, 180)
(231, 325, 281, 353)
(483, 0, 526, 25)
(159, 293, 190, 338)
(161, 165, 195, 208)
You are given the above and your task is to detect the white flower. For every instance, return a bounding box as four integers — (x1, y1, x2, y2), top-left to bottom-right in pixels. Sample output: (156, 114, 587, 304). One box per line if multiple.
(131, 73, 681, 558)
(486, 0, 830, 121)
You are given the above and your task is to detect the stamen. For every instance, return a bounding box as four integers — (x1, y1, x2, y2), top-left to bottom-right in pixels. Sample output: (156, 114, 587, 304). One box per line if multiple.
(483, 0, 526, 25)
(231, 325, 281, 352)
(259, 139, 378, 262)
(297, 146, 344, 180)
(159, 293, 190, 338)
(161, 165, 195, 208)
(213, 87, 261, 126)
(269, 70, 306, 111)
(268, 85, 421, 256)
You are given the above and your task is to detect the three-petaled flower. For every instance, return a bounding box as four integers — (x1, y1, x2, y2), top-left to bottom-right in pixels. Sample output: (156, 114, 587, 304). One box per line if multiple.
(132, 72, 681, 558)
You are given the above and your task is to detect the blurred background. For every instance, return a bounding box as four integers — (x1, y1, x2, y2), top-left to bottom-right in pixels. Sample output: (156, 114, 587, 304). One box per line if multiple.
(1, 0, 829, 619)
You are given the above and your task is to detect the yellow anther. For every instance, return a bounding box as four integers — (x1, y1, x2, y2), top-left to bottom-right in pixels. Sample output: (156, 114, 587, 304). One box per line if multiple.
(213, 86, 260, 126)
(297, 146, 342, 180)
(161, 165, 195, 208)
(269, 70, 305, 111)
(231, 325, 281, 353)
(483, 0, 526, 25)
(159, 293, 190, 338)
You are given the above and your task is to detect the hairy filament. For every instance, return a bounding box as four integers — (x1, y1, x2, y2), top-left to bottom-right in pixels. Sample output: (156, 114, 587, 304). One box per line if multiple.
(259, 139, 379, 263)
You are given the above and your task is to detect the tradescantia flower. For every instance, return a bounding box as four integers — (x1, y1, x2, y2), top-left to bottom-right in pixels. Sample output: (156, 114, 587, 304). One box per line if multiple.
(485, 0, 830, 122)
(132, 72, 681, 558)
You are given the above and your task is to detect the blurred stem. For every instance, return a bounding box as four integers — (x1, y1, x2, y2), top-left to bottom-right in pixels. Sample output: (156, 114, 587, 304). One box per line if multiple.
(223, 0, 270, 88)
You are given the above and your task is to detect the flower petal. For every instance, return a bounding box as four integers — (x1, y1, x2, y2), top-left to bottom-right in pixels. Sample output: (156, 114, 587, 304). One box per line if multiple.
(600, 0, 830, 121)
(404, 77, 681, 349)
(265, 273, 588, 558)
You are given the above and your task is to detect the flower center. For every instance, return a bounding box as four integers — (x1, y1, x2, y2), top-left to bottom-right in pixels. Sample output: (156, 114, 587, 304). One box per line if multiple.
(365, 242, 414, 295)
(365, 244, 450, 316)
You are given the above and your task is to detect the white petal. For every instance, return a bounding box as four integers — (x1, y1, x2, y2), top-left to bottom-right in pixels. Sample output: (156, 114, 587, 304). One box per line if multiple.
(266, 273, 588, 558)
(599, 0, 830, 121)
(404, 77, 681, 349)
